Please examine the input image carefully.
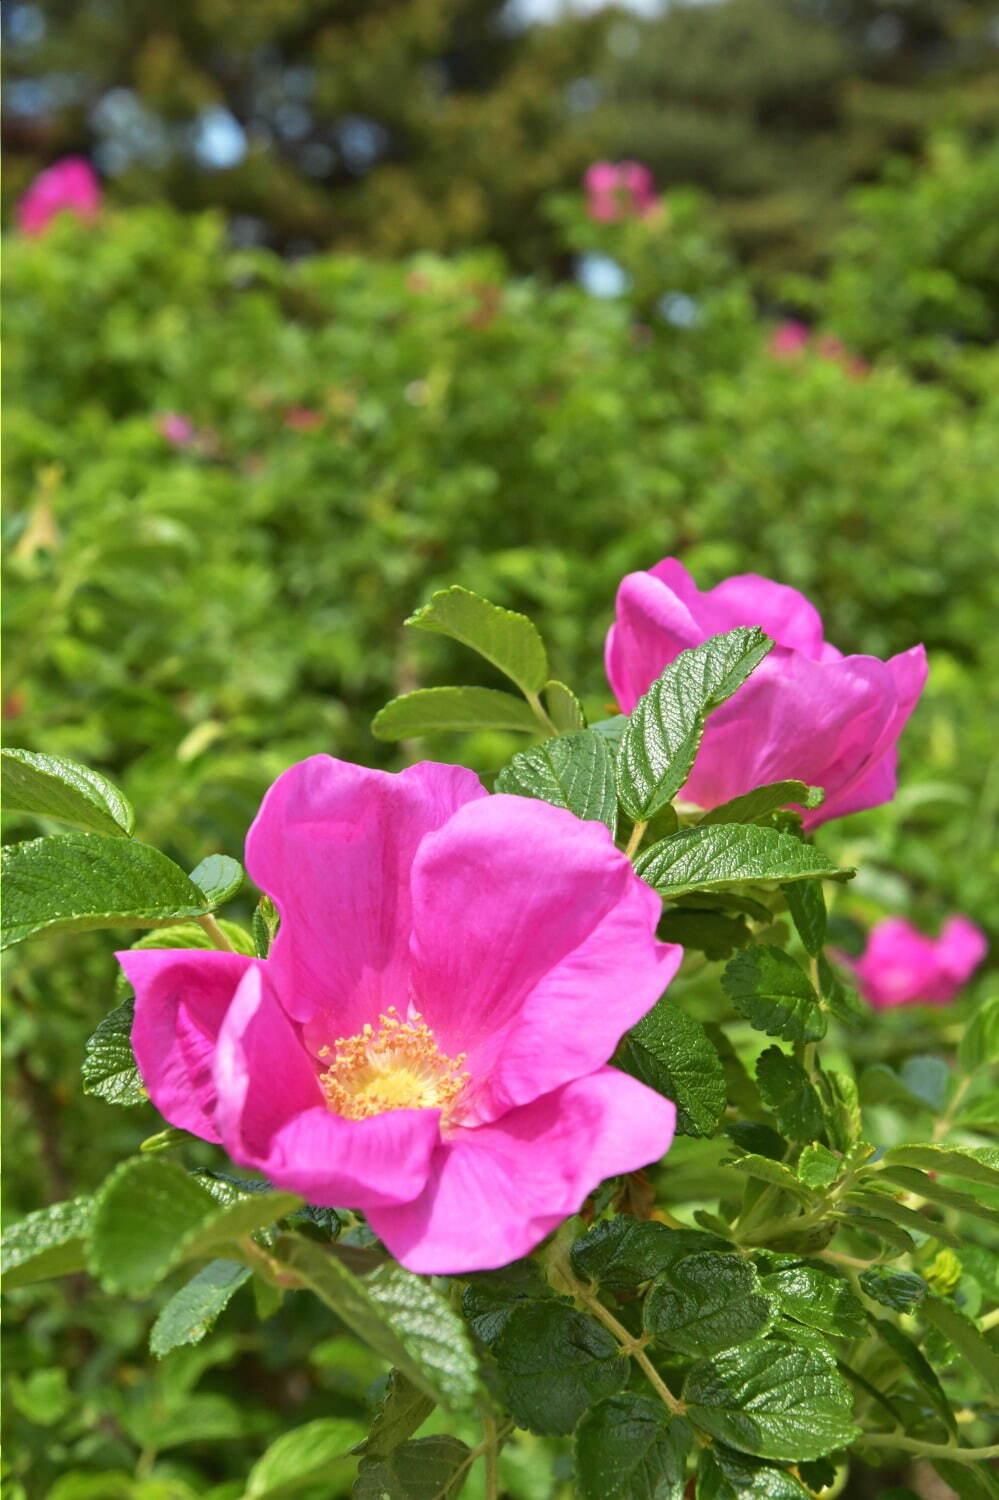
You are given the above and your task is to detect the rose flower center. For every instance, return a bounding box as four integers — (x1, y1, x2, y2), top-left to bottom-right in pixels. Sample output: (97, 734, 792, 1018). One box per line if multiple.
(318, 1006, 468, 1121)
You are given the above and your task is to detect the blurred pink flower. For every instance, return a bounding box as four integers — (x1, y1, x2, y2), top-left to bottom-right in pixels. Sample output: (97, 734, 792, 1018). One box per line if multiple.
(848, 916, 988, 1008)
(16, 157, 102, 237)
(585, 161, 658, 222)
(157, 413, 197, 448)
(768, 322, 869, 378)
(606, 558, 927, 829)
(119, 755, 681, 1273)
(284, 406, 323, 431)
(768, 321, 810, 358)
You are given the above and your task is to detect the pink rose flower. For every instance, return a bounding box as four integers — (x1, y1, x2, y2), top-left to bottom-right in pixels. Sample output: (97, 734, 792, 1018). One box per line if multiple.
(157, 413, 197, 448)
(768, 321, 810, 359)
(118, 756, 680, 1273)
(605, 559, 927, 829)
(848, 915, 988, 1008)
(16, 157, 102, 237)
(283, 406, 323, 431)
(584, 161, 658, 222)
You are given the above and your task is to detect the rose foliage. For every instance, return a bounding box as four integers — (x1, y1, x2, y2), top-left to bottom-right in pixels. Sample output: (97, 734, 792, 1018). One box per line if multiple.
(3, 571, 997, 1499)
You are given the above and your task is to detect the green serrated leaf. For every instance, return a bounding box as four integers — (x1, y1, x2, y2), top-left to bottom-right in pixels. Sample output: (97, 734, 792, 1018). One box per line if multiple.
(372, 686, 539, 740)
(755, 1047, 824, 1139)
(1, 833, 211, 950)
(782, 881, 826, 957)
(616, 629, 773, 821)
(406, 585, 548, 695)
(617, 1000, 726, 1138)
(841, 1190, 962, 1249)
(881, 1145, 999, 1189)
(866, 1315, 958, 1435)
(682, 1339, 859, 1461)
(495, 730, 616, 831)
(726, 1156, 814, 1205)
(657, 907, 751, 960)
(355, 1370, 436, 1461)
(81, 999, 145, 1106)
(243, 1416, 367, 1498)
(797, 1143, 841, 1190)
(700, 782, 824, 828)
(877, 1165, 999, 1228)
(570, 1217, 726, 1294)
(150, 1259, 251, 1357)
(645, 1252, 775, 1357)
(492, 1300, 628, 1435)
(461, 1258, 560, 1344)
(723, 949, 825, 1045)
(919, 1294, 999, 1390)
(274, 1234, 479, 1410)
(189, 854, 243, 906)
(354, 1435, 471, 1500)
(544, 679, 586, 732)
(835, 1208, 916, 1256)
(858, 1266, 927, 1312)
(1, 748, 135, 837)
(761, 1262, 867, 1340)
(814, 1070, 861, 1155)
(696, 1445, 813, 1500)
(1, 1195, 92, 1288)
(575, 1397, 691, 1500)
(637, 825, 849, 902)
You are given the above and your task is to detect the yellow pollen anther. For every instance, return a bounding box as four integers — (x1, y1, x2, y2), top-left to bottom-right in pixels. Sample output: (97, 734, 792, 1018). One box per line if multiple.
(319, 1009, 468, 1121)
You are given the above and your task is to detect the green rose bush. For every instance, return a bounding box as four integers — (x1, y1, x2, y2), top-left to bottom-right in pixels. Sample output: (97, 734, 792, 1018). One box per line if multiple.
(3, 563, 997, 1499)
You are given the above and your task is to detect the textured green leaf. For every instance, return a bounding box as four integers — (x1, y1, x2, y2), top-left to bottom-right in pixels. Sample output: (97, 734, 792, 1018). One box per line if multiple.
(81, 1000, 145, 1106)
(275, 1234, 479, 1410)
(243, 1416, 367, 1498)
(932, 1458, 999, 1500)
(616, 629, 773, 821)
(617, 1000, 726, 1138)
(841, 1190, 962, 1249)
(645, 1252, 775, 1356)
(919, 1294, 999, 1389)
(637, 825, 848, 901)
(406, 585, 548, 695)
(1, 833, 211, 950)
(755, 1047, 824, 1139)
(149, 1259, 251, 1356)
(959, 996, 999, 1073)
(372, 686, 539, 739)
(761, 1263, 867, 1340)
(570, 1217, 725, 1293)
(699, 782, 823, 828)
(495, 730, 616, 831)
(727, 1155, 814, 1205)
(575, 1397, 691, 1500)
(356, 1370, 436, 1460)
(881, 1144, 999, 1189)
(656, 906, 751, 960)
(354, 1435, 471, 1500)
(877, 1165, 999, 1227)
(696, 1445, 813, 1500)
(1, 1195, 92, 1288)
(857, 1266, 927, 1312)
(492, 1300, 628, 1435)
(1, 748, 135, 837)
(682, 1339, 859, 1460)
(461, 1258, 560, 1344)
(188, 853, 243, 906)
(781, 880, 826, 956)
(723, 948, 825, 1044)
(797, 1143, 841, 1190)
(835, 1208, 916, 1256)
(815, 1070, 861, 1155)
(866, 1315, 957, 1434)
(544, 679, 586, 732)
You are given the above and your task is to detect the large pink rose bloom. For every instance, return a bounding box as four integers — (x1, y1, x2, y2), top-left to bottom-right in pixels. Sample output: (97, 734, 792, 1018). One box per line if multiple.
(16, 157, 102, 237)
(606, 559, 927, 829)
(119, 757, 680, 1273)
(849, 915, 988, 1009)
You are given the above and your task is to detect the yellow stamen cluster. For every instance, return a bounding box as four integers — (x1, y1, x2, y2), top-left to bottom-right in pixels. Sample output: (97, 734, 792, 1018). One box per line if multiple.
(319, 1007, 468, 1121)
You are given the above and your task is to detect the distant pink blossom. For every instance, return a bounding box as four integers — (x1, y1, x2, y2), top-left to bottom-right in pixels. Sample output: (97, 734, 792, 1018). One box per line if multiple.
(284, 406, 323, 431)
(848, 916, 988, 1008)
(16, 157, 102, 237)
(119, 756, 681, 1273)
(157, 413, 197, 448)
(585, 161, 658, 222)
(768, 321, 869, 378)
(768, 321, 810, 358)
(606, 559, 927, 829)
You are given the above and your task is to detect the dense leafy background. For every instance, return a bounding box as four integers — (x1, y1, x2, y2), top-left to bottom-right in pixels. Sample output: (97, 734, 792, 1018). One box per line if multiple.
(3, 101, 998, 1500)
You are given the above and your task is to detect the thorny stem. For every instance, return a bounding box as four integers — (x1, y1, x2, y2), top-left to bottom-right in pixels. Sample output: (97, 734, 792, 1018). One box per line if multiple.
(551, 1247, 685, 1417)
(197, 913, 236, 952)
(861, 1434, 999, 1463)
(624, 820, 649, 860)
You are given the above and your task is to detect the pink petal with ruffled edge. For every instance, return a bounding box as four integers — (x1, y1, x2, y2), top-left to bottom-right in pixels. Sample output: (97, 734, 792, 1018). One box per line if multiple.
(119, 947, 257, 1142)
(244, 755, 487, 1034)
(213, 965, 440, 1209)
(408, 793, 681, 1125)
(936, 916, 988, 989)
(367, 1067, 677, 1273)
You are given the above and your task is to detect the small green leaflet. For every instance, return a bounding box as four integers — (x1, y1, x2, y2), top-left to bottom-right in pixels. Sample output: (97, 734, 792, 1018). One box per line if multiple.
(1, 833, 213, 950)
(699, 782, 824, 828)
(1, 1195, 93, 1289)
(372, 685, 539, 739)
(1, 747, 135, 837)
(616, 628, 773, 821)
(636, 825, 849, 901)
(723, 948, 826, 1044)
(761, 1262, 867, 1340)
(544, 679, 586, 732)
(682, 1339, 859, 1461)
(81, 999, 145, 1106)
(189, 853, 243, 905)
(755, 1047, 824, 1139)
(149, 1259, 251, 1357)
(880, 1144, 999, 1189)
(355, 1369, 436, 1460)
(959, 996, 999, 1073)
(575, 1397, 691, 1500)
(617, 1000, 726, 1138)
(406, 585, 549, 695)
(491, 1300, 628, 1435)
(461, 1258, 561, 1344)
(781, 880, 826, 956)
(866, 1315, 957, 1435)
(857, 1266, 927, 1312)
(797, 1143, 841, 1190)
(919, 1295, 999, 1390)
(495, 730, 616, 832)
(243, 1416, 368, 1499)
(354, 1435, 471, 1500)
(696, 1445, 813, 1500)
(644, 1251, 775, 1357)
(570, 1216, 726, 1294)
